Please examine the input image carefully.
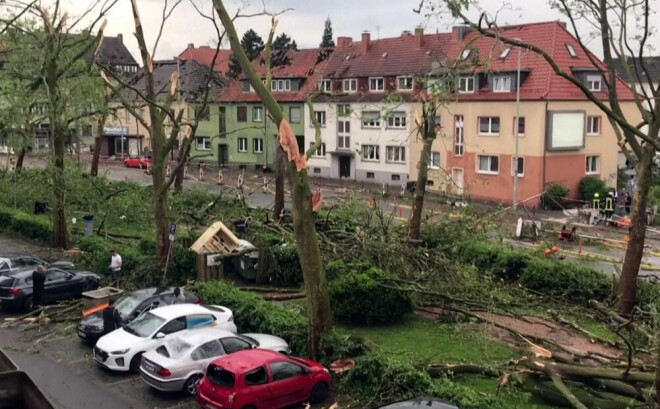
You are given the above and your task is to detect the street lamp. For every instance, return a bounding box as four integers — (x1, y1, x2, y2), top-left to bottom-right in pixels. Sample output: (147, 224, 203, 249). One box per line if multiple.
(513, 38, 522, 209)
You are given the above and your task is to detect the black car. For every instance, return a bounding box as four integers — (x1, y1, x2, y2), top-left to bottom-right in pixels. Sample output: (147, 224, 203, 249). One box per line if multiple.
(375, 398, 459, 409)
(0, 256, 75, 275)
(77, 286, 200, 345)
(0, 268, 100, 311)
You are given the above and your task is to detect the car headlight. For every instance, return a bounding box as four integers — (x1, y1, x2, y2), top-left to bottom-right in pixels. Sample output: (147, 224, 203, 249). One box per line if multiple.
(110, 349, 130, 355)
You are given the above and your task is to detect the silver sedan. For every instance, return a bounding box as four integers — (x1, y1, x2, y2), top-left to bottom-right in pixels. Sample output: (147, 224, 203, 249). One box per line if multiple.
(139, 328, 290, 396)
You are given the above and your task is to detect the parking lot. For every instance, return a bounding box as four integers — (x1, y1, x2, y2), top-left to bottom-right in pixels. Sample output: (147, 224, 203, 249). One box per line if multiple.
(0, 232, 336, 409)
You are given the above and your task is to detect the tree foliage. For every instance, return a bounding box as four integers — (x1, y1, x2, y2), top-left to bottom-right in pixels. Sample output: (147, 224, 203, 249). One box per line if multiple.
(320, 18, 335, 47)
(227, 29, 265, 79)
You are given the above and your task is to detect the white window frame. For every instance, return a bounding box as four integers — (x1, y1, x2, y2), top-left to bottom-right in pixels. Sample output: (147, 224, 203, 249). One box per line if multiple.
(252, 106, 263, 122)
(369, 77, 384, 92)
(386, 146, 405, 163)
(271, 79, 291, 92)
(586, 75, 602, 92)
(460, 48, 472, 60)
(457, 76, 475, 93)
(586, 155, 600, 174)
(429, 151, 441, 169)
(196, 136, 211, 151)
(587, 116, 601, 135)
(289, 106, 301, 123)
(493, 76, 511, 92)
(253, 138, 264, 153)
(361, 145, 380, 161)
(515, 117, 525, 137)
(511, 156, 524, 177)
(343, 78, 357, 93)
(312, 111, 326, 127)
(238, 137, 248, 153)
(337, 104, 351, 117)
(479, 116, 500, 135)
(386, 112, 407, 129)
(362, 111, 381, 128)
(318, 79, 331, 93)
(477, 155, 500, 175)
(500, 47, 511, 59)
(397, 76, 413, 91)
(337, 120, 350, 149)
(454, 115, 464, 157)
(309, 142, 326, 157)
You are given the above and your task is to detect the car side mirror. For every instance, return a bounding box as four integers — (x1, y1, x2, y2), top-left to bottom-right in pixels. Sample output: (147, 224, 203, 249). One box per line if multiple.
(154, 332, 165, 339)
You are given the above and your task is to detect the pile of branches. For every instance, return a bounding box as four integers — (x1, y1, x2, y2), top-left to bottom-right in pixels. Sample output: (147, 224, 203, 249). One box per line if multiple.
(2, 300, 83, 332)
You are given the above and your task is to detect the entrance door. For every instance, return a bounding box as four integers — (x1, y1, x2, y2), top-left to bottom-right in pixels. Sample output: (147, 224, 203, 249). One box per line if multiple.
(339, 156, 351, 178)
(114, 137, 128, 156)
(452, 168, 464, 195)
(218, 144, 228, 166)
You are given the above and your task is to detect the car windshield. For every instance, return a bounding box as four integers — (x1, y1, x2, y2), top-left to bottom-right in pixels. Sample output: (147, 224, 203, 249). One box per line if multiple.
(0, 276, 16, 287)
(159, 338, 193, 360)
(114, 295, 142, 318)
(206, 364, 235, 387)
(239, 335, 259, 346)
(123, 312, 165, 338)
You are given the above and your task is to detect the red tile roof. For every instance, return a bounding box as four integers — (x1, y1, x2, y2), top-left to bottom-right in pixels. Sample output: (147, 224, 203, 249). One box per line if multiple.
(178, 45, 232, 74)
(218, 48, 333, 103)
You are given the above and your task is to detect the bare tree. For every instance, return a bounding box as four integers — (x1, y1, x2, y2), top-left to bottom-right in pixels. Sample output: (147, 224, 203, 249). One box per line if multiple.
(428, 0, 659, 316)
(409, 101, 437, 242)
(212, 0, 332, 359)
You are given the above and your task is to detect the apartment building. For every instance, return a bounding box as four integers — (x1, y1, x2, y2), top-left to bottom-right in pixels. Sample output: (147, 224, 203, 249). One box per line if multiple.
(192, 48, 332, 168)
(307, 30, 445, 184)
(408, 22, 638, 204)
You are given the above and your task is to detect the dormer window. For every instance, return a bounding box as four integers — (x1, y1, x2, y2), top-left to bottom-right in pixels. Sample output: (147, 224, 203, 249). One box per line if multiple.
(369, 77, 384, 92)
(586, 74, 602, 92)
(457, 75, 475, 93)
(500, 47, 511, 60)
(493, 75, 511, 92)
(318, 79, 331, 93)
(460, 48, 472, 60)
(271, 79, 291, 92)
(397, 76, 413, 91)
(343, 78, 357, 93)
(566, 43, 577, 58)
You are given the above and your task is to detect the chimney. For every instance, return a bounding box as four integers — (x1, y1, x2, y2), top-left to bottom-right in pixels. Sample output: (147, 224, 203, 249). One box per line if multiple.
(117, 33, 123, 43)
(452, 25, 469, 41)
(415, 27, 423, 48)
(187, 43, 195, 50)
(361, 31, 370, 54)
(337, 36, 352, 47)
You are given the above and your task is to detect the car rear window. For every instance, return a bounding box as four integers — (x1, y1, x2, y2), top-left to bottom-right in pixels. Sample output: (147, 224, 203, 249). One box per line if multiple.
(0, 276, 16, 287)
(207, 364, 235, 387)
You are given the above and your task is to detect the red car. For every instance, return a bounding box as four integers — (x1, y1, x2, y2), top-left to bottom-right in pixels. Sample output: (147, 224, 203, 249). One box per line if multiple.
(197, 349, 331, 409)
(123, 156, 151, 169)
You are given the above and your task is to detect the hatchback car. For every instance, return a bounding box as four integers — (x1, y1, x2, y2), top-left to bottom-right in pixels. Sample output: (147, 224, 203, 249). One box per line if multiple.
(197, 349, 331, 409)
(0, 268, 100, 311)
(94, 304, 236, 373)
(123, 156, 151, 169)
(141, 329, 290, 396)
(77, 286, 200, 344)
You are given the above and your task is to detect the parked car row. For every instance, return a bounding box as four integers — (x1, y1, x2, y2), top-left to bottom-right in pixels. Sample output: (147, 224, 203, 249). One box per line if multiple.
(79, 287, 330, 408)
(0, 256, 75, 275)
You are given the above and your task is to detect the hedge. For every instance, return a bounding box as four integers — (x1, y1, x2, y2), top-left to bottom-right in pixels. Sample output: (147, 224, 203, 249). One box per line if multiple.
(194, 280, 367, 364)
(0, 205, 53, 243)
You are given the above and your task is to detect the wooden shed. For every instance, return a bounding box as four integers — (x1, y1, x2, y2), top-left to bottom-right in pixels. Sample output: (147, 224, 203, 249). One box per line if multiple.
(190, 221, 241, 281)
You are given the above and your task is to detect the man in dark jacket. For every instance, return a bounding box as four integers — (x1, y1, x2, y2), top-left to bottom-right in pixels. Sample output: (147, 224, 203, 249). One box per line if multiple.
(32, 265, 46, 309)
(102, 298, 122, 335)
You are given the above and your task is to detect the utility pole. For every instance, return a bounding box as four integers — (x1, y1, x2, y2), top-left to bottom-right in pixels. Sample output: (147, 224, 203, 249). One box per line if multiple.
(513, 39, 522, 209)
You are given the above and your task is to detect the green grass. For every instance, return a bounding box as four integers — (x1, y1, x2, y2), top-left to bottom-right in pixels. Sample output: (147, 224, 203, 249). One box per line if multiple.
(454, 377, 558, 409)
(342, 314, 514, 365)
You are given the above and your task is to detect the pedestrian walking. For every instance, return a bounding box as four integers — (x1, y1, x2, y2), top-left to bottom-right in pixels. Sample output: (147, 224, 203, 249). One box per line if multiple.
(102, 298, 122, 335)
(625, 192, 632, 214)
(32, 265, 46, 310)
(171, 287, 186, 304)
(109, 249, 122, 288)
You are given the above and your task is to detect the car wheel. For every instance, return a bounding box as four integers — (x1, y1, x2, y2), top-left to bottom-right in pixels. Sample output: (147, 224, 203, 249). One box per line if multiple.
(183, 373, 203, 397)
(309, 382, 329, 404)
(23, 296, 33, 312)
(129, 353, 143, 373)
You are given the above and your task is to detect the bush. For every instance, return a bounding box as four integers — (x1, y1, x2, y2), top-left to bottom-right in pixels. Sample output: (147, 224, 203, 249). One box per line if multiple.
(0, 205, 53, 243)
(579, 177, 608, 201)
(194, 280, 367, 363)
(329, 267, 414, 325)
(267, 244, 303, 286)
(543, 183, 569, 210)
(339, 354, 505, 409)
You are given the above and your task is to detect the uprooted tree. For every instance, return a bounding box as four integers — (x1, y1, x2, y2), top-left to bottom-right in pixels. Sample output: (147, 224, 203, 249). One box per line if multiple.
(212, 0, 333, 359)
(427, 0, 659, 316)
(99, 0, 224, 264)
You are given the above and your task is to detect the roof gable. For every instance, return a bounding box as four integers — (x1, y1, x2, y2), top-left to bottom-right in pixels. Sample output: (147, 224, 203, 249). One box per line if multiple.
(178, 45, 233, 75)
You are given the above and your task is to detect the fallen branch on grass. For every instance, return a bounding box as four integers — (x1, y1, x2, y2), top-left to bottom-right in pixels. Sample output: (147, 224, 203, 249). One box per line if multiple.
(261, 293, 306, 301)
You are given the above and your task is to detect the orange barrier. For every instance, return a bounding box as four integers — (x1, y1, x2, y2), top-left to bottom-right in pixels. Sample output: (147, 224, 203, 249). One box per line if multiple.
(83, 302, 109, 317)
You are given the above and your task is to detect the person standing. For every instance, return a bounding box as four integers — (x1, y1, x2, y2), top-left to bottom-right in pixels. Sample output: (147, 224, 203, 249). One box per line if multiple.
(171, 287, 186, 304)
(31, 265, 46, 310)
(109, 250, 122, 288)
(102, 298, 122, 335)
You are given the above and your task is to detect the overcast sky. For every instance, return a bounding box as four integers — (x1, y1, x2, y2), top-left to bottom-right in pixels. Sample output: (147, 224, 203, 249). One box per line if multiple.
(54, 0, 644, 61)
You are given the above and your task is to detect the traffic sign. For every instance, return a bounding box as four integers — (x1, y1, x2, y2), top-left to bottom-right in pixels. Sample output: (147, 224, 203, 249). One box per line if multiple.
(170, 222, 177, 236)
